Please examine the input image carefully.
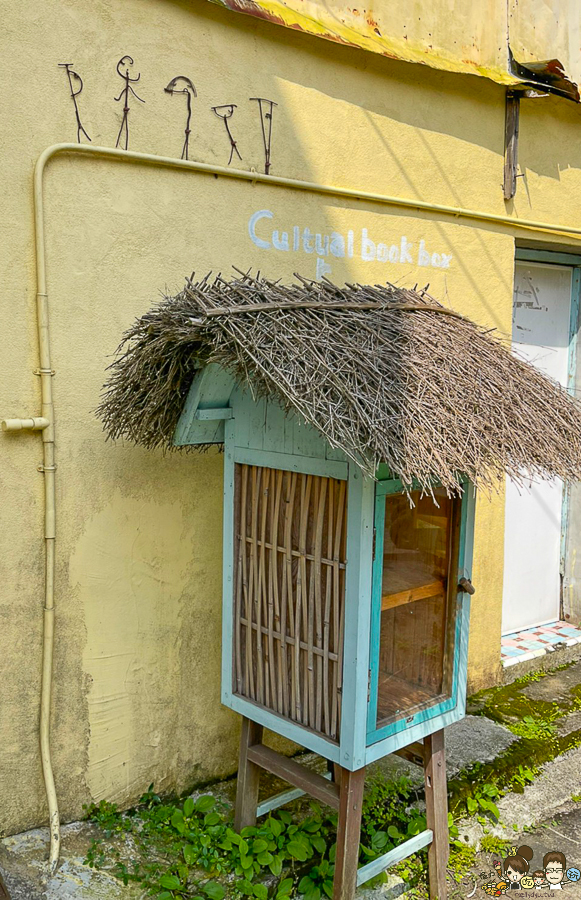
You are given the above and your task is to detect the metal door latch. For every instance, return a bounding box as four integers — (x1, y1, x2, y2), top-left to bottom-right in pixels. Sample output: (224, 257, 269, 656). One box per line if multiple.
(458, 577, 476, 595)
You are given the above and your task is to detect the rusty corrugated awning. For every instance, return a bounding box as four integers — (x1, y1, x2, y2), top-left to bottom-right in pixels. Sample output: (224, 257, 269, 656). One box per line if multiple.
(205, 0, 579, 101)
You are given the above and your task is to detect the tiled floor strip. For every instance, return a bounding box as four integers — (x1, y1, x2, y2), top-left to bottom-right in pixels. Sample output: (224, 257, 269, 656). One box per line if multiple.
(501, 620, 581, 667)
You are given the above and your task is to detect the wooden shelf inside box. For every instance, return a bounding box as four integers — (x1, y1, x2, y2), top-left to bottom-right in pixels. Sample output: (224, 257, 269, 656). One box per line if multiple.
(376, 672, 442, 721)
(381, 580, 444, 611)
(381, 549, 446, 608)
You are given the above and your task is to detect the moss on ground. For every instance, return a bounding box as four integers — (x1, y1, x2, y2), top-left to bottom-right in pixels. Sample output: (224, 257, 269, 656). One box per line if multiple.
(447, 663, 581, 823)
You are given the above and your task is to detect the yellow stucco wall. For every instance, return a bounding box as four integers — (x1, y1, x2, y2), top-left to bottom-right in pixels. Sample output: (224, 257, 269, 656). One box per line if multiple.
(2, 0, 581, 835)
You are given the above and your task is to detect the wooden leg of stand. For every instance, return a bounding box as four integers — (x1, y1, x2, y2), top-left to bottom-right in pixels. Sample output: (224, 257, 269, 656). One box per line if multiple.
(424, 730, 449, 900)
(326, 759, 341, 783)
(0, 870, 10, 900)
(234, 717, 264, 831)
(333, 766, 365, 900)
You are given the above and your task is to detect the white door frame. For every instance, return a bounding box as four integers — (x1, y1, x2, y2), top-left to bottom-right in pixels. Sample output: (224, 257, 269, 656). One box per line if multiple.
(504, 249, 581, 635)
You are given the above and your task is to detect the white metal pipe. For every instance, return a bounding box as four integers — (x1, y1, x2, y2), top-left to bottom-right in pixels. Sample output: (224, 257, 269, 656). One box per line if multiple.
(1, 417, 49, 431)
(34, 142, 581, 242)
(22, 140, 581, 873)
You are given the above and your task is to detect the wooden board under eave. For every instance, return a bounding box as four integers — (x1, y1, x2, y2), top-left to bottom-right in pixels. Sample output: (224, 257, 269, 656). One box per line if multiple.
(230, 383, 347, 464)
(174, 364, 236, 445)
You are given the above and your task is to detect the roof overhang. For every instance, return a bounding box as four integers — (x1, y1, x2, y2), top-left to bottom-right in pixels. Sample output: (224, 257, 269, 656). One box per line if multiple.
(204, 0, 579, 102)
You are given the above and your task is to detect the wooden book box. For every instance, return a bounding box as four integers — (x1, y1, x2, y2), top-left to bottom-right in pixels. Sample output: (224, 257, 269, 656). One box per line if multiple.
(175, 364, 476, 900)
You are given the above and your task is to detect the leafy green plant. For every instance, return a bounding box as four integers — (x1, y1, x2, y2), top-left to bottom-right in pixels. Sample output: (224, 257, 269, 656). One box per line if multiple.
(298, 857, 335, 900)
(511, 764, 536, 792)
(447, 813, 464, 850)
(157, 874, 225, 900)
(83, 772, 440, 899)
(140, 783, 163, 808)
(464, 782, 500, 821)
(448, 843, 476, 883)
(360, 774, 420, 842)
(84, 789, 341, 899)
(82, 799, 132, 837)
(84, 839, 107, 870)
(516, 671, 544, 684)
(391, 852, 428, 896)
(357, 771, 431, 875)
(509, 714, 557, 741)
(274, 877, 294, 900)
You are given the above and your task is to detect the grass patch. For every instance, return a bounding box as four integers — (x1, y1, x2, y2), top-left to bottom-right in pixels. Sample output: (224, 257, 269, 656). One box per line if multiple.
(84, 773, 433, 899)
(84, 664, 581, 897)
(454, 660, 581, 816)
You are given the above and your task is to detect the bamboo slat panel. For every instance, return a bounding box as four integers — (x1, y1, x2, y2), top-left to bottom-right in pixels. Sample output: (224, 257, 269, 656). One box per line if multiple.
(233, 464, 347, 741)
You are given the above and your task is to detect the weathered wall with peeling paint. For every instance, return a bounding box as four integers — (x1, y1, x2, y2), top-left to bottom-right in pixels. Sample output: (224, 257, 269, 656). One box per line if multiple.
(2, 0, 581, 836)
(207, 0, 514, 84)
(207, 0, 581, 95)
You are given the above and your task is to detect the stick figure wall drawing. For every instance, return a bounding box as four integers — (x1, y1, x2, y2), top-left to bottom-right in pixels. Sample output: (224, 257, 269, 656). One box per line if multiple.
(114, 55, 145, 150)
(58, 63, 91, 143)
(164, 76, 197, 161)
(250, 97, 277, 174)
(212, 104, 242, 165)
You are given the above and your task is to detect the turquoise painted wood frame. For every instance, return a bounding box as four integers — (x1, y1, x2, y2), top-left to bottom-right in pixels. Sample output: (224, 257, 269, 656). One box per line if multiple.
(365, 477, 475, 760)
(174, 367, 476, 771)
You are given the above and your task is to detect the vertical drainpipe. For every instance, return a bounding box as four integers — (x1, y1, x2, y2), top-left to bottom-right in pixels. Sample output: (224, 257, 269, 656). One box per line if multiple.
(34, 147, 61, 873)
(1, 149, 61, 872)
(37, 297, 60, 873)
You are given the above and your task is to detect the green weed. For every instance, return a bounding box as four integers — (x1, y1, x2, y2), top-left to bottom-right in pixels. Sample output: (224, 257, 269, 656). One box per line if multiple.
(480, 835, 507, 854)
(83, 771, 451, 899)
(509, 714, 558, 742)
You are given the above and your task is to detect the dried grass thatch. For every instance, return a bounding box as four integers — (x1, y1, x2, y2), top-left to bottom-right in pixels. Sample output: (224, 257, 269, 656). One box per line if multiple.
(97, 272, 581, 494)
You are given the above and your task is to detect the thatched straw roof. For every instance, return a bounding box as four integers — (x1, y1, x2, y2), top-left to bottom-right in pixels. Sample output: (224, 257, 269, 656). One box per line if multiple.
(97, 272, 581, 494)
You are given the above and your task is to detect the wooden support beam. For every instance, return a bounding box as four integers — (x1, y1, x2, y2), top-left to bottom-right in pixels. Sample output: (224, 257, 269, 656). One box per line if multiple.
(256, 772, 333, 817)
(235, 724, 444, 900)
(424, 730, 449, 900)
(393, 741, 425, 767)
(247, 744, 340, 810)
(234, 717, 264, 831)
(333, 767, 366, 900)
(0, 871, 10, 900)
(194, 407, 234, 420)
(504, 90, 520, 200)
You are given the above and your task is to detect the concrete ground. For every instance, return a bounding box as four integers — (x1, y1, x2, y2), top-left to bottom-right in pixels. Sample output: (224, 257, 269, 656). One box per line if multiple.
(0, 824, 144, 900)
(2, 659, 581, 899)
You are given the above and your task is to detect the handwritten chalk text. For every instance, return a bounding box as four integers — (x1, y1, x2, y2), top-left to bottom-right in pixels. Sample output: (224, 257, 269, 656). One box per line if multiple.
(248, 209, 453, 279)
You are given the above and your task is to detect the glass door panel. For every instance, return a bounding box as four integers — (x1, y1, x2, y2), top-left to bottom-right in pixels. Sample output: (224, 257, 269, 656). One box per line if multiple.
(376, 488, 455, 729)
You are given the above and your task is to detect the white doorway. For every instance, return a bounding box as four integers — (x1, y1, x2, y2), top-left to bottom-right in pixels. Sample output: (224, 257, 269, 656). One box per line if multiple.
(502, 261, 573, 635)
